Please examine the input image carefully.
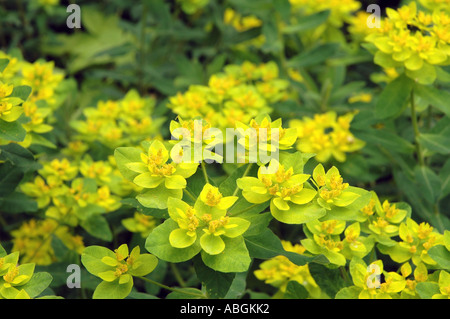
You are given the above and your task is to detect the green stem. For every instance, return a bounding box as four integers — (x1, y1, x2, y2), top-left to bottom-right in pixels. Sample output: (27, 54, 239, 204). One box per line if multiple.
(170, 263, 186, 288)
(340, 266, 351, 285)
(232, 163, 253, 197)
(183, 188, 197, 201)
(231, 203, 259, 216)
(137, 276, 205, 298)
(410, 90, 424, 166)
(201, 161, 209, 184)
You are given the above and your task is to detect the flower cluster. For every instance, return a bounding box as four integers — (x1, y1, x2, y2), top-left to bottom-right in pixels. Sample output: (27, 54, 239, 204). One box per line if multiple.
(0, 248, 54, 299)
(254, 241, 321, 298)
(0, 51, 69, 148)
(10, 219, 84, 266)
(365, 2, 450, 84)
(289, 111, 365, 163)
(71, 89, 165, 149)
(167, 61, 290, 130)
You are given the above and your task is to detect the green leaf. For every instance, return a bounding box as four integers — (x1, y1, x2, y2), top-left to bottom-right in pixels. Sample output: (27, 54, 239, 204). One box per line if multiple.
(282, 10, 330, 34)
(283, 281, 308, 299)
(80, 214, 113, 242)
(308, 263, 347, 298)
(375, 74, 413, 119)
(270, 200, 326, 224)
(335, 286, 361, 299)
(0, 162, 24, 197)
(81, 246, 116, 276)
(93, 279, 133, 299)
(194, 257, 236, 299)
(287, 43, 339, 68)
(166, 288, 206, 299)
(414, 165, 441, 205)
(244, 229, 324, 266)
(418, 133, 450, 155)
(0, 118, 26, 142)
(145, 219, 201, 263)
(201, 236, 251, 273)
(10, 85, 32, 101)
(129, 254, 159, 277)
(0, 143, 41, 172)
(136, 185, 182, 209)
(120, 197, 169, 219)
(0, 59, 9, 73)
(114, 147, 145, 182)
(0, 244, 6, 257)
(21, 272, 53, 298)
(354, 128, 415, 154)
(415, 84, 450, 117)
(0, 191, 38, 213)
(415, 282, 440, 299)
(224, 272, 248, 299)
(428, 245, 450, 270)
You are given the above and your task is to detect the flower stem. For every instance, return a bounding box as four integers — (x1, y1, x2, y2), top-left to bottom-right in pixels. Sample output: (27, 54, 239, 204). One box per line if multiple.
(410, 89, 424, 166)
(183, 188, 197, 201)
(201, 161, 209, 184)
(232, 163, 253, 197)
(137, 276, 205, 298)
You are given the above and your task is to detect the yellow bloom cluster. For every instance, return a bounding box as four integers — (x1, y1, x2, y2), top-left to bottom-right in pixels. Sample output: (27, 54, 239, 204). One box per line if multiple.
(167, 61, 290, 130)
(11, 219, 84, 266)
(289, 0, 361, 27)
(289, 111, 365, 162)
(0, 51, 67, 147)
(21, 155, 137, 227)
(365, 2, 450, 84)
(254, 241, 321, 298)
(71, 90, 164, 149)
(122, 212, 157, 238)
(224, 8, 263, 32)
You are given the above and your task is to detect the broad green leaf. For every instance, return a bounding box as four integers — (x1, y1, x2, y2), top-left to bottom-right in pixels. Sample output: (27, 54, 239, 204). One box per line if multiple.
(81, 246, 116, 276)
(335, 286, 361, 299)
(418, 133, 450, 155)
(0, 119, 26, 142)
(120, 197, 169, 219)
(287, 43, 339, 68)
(21, 272, 53, 298)
(375, 74, 413, 119)
(0, 162, 24, 196)
(80, 214, 113, 242)
(308, 263, 347, 298)
(428, 245, 450, 270)
(283, 281, 308, 299)
(194, 257, 236, 299)
(0, 191, 38, 214)
(354, 128, 415, 154)
(201, 236, 251, 273)
(270, 201, 326, 224)
(136, 185, 182, 209)
(0, 143, 42, 172)
(93, 279, 133, 299)
(0, 59, 9, 73)
(415, 282, 440, 299)
(414, 165, 441, 205)
(10, 85, 32, 101)
(129, 254, 158, 277)
(114, 147, 145, 182)
(282, 10, 330, 34)
(224, 272, 248, 299)
(145, 219, 201, 263)
(415, 84, 450, 117)
(244, 229, 322, 266)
